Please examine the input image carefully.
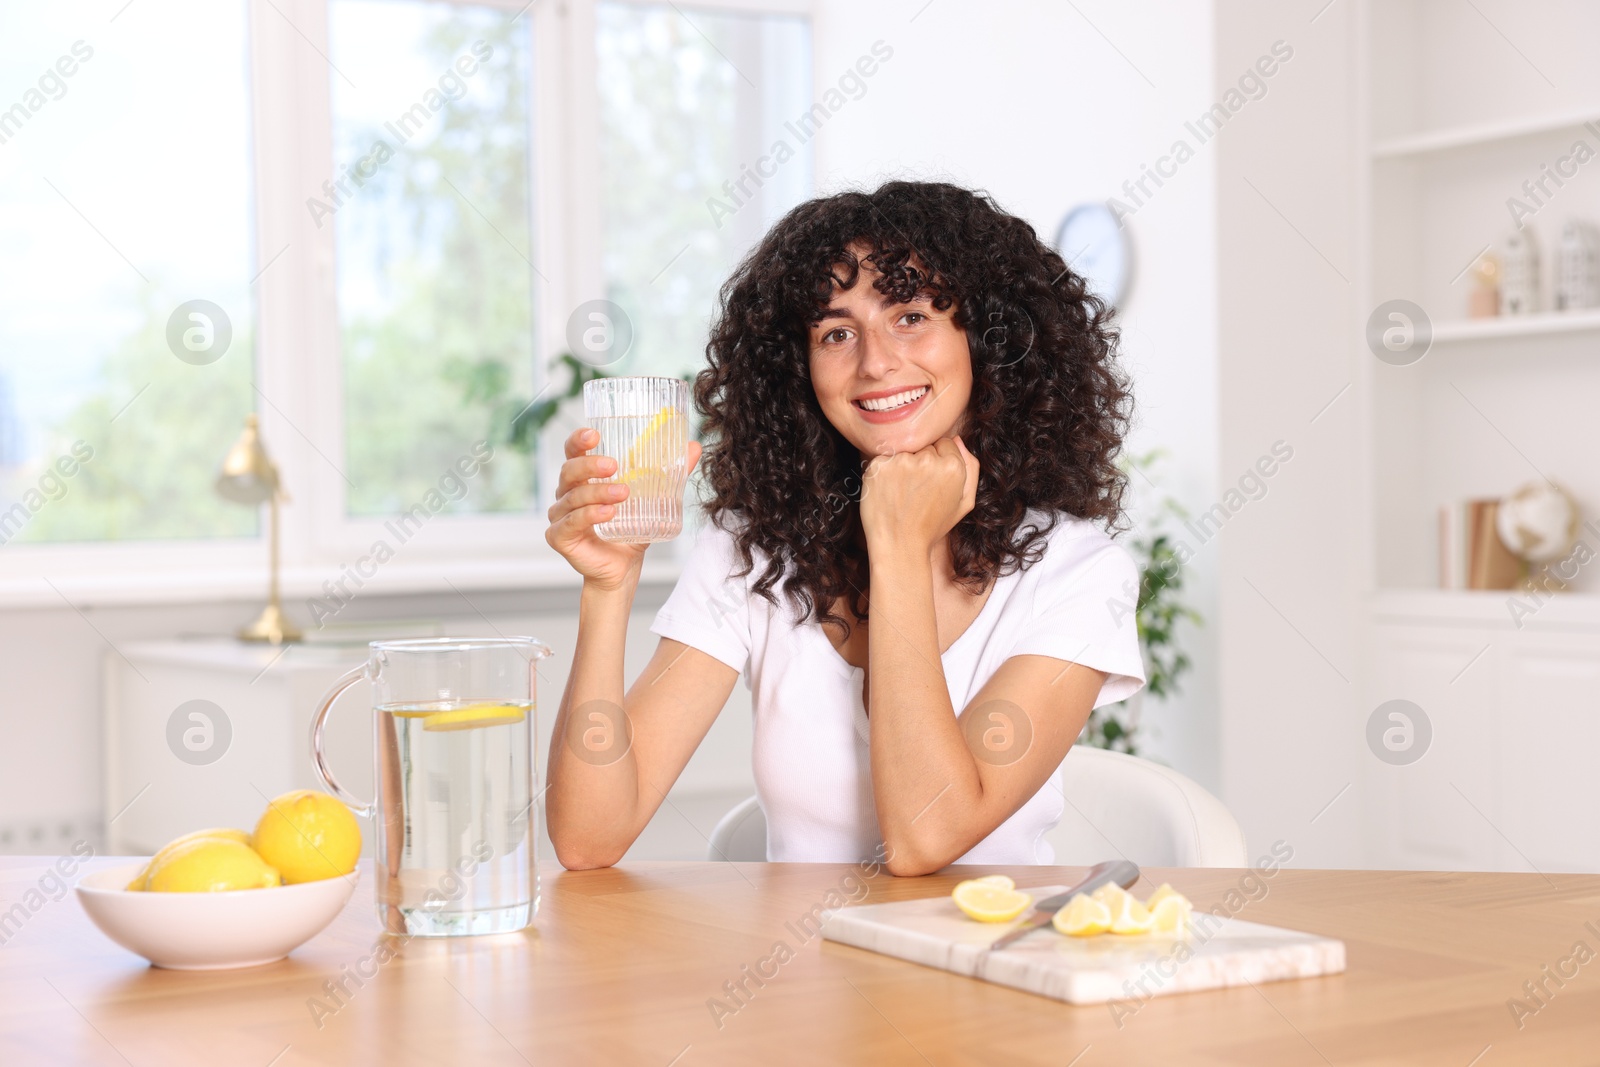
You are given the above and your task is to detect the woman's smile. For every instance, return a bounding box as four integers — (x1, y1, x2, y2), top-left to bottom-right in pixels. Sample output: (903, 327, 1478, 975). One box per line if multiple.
(852, 384, 931, 421)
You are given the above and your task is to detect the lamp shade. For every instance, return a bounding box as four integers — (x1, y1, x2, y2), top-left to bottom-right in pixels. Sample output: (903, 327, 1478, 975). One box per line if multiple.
(215, 414, 280, 504)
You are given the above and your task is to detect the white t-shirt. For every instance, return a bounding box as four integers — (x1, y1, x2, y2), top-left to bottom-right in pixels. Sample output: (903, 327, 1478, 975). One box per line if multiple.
(650, 511, 1146, 864)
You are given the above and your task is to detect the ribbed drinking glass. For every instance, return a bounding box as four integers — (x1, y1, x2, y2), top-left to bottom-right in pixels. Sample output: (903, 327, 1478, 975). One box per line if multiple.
(582, 376, 691, 543)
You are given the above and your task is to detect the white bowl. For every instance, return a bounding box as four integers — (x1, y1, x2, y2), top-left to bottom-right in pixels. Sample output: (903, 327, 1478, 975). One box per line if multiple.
(76, 862, 359, 970)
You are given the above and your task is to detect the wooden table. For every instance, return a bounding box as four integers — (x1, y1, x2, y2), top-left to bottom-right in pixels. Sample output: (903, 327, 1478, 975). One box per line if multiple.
(2, 857, 1597, 1065)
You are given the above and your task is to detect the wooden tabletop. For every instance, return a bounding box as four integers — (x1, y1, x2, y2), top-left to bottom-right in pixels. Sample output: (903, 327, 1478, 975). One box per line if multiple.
(2, 856, 1597, 1066)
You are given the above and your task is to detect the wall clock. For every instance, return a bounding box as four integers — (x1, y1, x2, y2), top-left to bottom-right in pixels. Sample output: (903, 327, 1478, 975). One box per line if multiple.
(1055, 202, 1133, 309)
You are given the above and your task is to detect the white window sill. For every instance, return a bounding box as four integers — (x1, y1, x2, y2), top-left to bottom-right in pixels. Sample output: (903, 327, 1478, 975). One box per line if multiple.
(0, 555, 686, 610)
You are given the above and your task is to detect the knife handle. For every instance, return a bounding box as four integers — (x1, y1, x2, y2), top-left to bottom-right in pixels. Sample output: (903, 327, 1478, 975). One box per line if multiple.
(1034, 859, 1141, 914)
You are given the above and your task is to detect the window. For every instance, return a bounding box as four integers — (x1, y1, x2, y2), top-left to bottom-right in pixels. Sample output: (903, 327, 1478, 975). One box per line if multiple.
(0, 2, 257, 545)
(0, 0, 812, 588)
(595, 2, 812, 379)
(329, 0, 538, 517)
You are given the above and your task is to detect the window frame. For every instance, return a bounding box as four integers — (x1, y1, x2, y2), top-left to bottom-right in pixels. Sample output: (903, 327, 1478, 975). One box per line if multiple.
(0, 0, 813, 604)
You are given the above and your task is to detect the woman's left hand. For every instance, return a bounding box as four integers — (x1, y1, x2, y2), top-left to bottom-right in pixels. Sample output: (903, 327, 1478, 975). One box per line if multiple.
(859, 436, 980, 557)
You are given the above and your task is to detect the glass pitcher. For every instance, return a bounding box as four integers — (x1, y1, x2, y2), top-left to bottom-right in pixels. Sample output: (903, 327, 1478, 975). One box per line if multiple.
(310, 637, 552, 937)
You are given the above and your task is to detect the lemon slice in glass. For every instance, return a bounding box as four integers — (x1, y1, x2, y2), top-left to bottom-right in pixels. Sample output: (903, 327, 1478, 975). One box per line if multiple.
(952, 881, 1033, 922)
(624, 406, 688, 471)
(617, 466, 674, 498)
(1052, 892, 1113, 937)
(422, 703, 529, 732)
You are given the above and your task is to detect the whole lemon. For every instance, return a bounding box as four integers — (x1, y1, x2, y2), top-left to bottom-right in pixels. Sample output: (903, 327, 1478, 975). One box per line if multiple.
(145, 838, 281, 892)
(126, 827, 253, 890)
(253, 790, 361, 884)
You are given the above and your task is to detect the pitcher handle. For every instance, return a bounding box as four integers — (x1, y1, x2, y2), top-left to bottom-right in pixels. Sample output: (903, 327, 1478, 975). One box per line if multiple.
(310, 664, 375, 818)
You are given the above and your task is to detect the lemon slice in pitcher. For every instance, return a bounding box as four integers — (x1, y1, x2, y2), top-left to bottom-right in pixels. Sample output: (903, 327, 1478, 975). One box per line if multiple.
(623, 406, 687, 473)
(422, 703, 529, 732)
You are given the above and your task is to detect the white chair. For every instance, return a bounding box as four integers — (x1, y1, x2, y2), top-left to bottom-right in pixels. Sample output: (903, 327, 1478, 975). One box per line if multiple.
(706, 745, 1248, 867)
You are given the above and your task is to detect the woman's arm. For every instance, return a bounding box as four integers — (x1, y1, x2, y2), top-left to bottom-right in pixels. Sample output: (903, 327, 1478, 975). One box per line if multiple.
(547, 625, 738, 869)
(543, 428, 739, 869)
(861, 438, 1107, 876)
(868, 589, 1104, 875)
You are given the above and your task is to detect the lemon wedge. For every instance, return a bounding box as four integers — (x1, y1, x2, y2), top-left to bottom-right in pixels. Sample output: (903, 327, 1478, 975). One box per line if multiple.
(952, 880, 1033, 922)
(421, 703, 529, 732)
(1092, 884, 1154, 935)
(623, 406, 688, 472)
(1149, 894, 1193, 935)
(1052, 892, 1113, 937)
(1145, 882, 1182, 909)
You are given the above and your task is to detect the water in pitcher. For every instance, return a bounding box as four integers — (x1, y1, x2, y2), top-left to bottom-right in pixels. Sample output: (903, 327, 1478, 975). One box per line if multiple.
(375, 699, 536, 936)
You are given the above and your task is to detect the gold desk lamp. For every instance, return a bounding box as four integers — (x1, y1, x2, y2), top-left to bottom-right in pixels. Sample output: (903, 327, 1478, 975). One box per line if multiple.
(216, 414, 302, 644)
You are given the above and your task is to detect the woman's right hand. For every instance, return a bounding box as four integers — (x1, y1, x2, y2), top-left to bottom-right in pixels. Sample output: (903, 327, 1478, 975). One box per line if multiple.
(545, 427, 702, 590)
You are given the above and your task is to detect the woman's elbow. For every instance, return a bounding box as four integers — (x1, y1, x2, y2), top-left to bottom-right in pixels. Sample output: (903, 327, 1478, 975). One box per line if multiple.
(551, 836, 624, 871)
(882, 837, 956, 877)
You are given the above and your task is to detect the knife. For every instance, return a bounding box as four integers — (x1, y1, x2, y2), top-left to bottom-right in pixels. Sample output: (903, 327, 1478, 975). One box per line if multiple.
(984, 859, 1141, 952)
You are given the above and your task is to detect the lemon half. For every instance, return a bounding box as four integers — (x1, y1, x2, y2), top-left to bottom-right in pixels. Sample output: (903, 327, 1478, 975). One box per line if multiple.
(144, 838, 280, 893)
(125, 827, 253, 891)
(952, 880, 1032, 923)
(972, 874, 1015, 890)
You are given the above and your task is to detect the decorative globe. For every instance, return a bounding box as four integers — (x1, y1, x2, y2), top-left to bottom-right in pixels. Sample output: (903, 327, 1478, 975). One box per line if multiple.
(1496, 481, 1580, 563)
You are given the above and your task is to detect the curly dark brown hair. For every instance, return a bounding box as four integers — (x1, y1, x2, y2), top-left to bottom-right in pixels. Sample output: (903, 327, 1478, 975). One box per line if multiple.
(694, 180, 1132, 633)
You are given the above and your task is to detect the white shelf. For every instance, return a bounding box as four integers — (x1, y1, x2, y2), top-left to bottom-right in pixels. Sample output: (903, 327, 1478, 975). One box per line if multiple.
(1372, 589, 1600, 628)
(1371, 106, 1600, 159)
(1430, 309, 1600, 343)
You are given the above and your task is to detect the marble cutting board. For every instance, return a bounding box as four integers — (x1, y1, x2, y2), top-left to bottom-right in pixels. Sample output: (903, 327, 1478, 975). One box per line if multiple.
(819, 885, 1345, 1006)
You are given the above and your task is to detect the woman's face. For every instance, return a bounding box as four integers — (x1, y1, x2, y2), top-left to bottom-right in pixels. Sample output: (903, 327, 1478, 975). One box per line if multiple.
(807, 254, 973, 459)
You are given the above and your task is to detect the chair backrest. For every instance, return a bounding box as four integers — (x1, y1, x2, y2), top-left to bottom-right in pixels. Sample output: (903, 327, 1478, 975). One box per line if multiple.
(1047, 746, 1248, 868)
(707, 794, 768, 862)
(706, 746, 1248, 867)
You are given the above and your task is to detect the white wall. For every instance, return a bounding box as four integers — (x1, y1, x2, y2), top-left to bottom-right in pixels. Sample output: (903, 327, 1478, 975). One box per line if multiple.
(809, 0, 1221, 790)
(1214, 0, 1365, 867)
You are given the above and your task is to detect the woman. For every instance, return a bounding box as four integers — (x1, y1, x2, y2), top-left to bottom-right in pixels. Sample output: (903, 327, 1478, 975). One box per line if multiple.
(545, 181, 1144, 876)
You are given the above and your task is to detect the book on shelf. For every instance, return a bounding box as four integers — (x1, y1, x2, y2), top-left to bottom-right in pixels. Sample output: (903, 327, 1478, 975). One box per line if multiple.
(1438, 500, 1522, 590)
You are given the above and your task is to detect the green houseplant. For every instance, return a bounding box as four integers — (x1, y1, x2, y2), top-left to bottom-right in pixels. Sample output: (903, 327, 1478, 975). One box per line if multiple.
(1080, 449, 1202, 756)
(470, 353, 699, 459)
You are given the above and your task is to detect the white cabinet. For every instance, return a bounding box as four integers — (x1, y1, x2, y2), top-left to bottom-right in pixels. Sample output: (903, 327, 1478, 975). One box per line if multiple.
(103, 640, 373, 854)
(1368, 622, 1498, 870)
(1368, 597, 1600, 872)
(1495, 632, 1600, 872)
